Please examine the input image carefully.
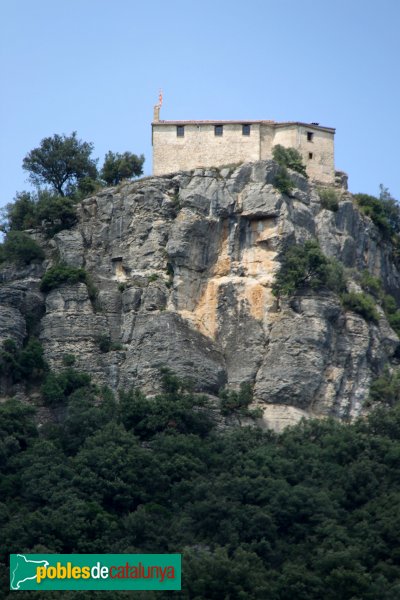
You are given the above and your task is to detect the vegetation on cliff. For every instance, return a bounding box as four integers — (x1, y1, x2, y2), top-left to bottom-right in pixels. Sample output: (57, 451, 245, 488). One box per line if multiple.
(272, 145, 307, 178)
(271, 240, 345, 298)
(0, 132, 144, 239)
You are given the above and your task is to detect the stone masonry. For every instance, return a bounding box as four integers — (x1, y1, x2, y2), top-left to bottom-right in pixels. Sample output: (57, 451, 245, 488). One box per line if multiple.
(152, 110, 335, 184)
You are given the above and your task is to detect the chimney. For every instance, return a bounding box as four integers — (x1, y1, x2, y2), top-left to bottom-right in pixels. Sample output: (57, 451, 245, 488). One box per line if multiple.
(153, 104, 160, 122)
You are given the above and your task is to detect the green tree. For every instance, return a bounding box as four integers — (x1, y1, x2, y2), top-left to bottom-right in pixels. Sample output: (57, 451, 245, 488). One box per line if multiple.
(1, 190, 78, 235)
(22, 132, 98, 196)
(272, 240, 345, 298)
(101, 151, 144, 186)
(0, 231, 44, 265)
(1, 192, 37, 232)
(341, 291, 379, 323)
(272, 144, 308, 177)
(369, 368, 400, 406)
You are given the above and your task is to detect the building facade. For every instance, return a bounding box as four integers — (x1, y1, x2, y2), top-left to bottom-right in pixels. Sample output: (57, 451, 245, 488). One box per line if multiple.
(152, 111, 335, 184)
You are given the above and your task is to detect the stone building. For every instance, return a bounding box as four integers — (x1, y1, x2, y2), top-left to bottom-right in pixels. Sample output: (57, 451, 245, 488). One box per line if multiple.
(152, 106, 335, 184)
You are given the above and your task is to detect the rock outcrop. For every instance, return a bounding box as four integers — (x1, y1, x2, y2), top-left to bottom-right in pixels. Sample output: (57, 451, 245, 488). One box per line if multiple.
(1, 161, 399, 430)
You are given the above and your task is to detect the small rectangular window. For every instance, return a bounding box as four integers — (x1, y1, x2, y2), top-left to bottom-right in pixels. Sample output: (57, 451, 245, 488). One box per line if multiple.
(308, 152, 313, 159)
(214, 125, 223, 136)
(307, 131, 314, 142)
(177, 125, 184, 137)
(242, 124, 250, 136)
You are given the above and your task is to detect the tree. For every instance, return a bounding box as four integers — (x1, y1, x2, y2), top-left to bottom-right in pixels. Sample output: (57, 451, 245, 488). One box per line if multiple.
(1, 190, 78, 235)
(1, 192, 37, 232)
(0, 231, 44, 265)
(272, 145, 308, 177)
(101, 151, 144, 186)
(272, 240, 344, 298)
(22, 132, 98, 196)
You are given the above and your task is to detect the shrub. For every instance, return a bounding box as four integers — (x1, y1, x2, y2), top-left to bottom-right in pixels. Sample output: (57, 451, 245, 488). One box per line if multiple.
(353, 189, 400, 240)
(41, 368, 91, 406)
(0, 338, 47, 384)
(219, 382, 254, 416)
(96, 335, 112, 353)
(272, 240, 345, 298)
(35, 191, 78, 235)
(319, 188, 339, 211)
(1, 190, 78, 236)
(369, 368, 400, 406)
(359, 270, 382, 298)
(1, 191, 37, 231)
(62, 354, 76, 367)
(0, 231, 44, 265)
(40, 264, 90, 293)
(273, 166, 294, 195)
(341, 292, 379, 323)
(382, 295, 400, 336)
(118, 377, 213, 440)
(272, 145, 307, 177)
(95, 334, 123, 353)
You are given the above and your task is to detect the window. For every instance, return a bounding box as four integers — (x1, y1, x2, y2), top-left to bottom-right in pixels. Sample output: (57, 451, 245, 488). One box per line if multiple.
(177, 125, 184, 137)
(214, 125, 223, 136)
(307, 131, 314, 142)
(242, 124, 250, 136)
(308, 152, 313, 159)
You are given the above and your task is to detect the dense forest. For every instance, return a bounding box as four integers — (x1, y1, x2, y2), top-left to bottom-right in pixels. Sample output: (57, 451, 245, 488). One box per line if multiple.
(1, 367, 400, 599)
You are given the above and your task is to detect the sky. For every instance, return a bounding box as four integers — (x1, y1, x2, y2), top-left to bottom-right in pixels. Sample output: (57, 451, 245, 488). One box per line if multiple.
(1, 0, 399, 207)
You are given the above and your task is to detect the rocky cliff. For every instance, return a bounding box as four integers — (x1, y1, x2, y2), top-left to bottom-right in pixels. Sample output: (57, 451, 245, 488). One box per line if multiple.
(2, 161, 399, 430)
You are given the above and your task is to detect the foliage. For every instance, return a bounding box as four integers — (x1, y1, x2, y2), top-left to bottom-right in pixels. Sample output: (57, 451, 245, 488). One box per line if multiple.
(100, 151, 144, 186)
(219, 382, 258, 417)
(341, 291, 379, 323)
(40, 264, 96, 302)
(369, 368, 400, 406)
(357, 270, 400, 335)
(272, 144, 308, 177)
(62, 354, 76, 367)
(1, 191, 37, 232)
(2, 380, 400, 598)
(353, 185, 400, 241)
(273, 166, 294, 195)
(41, 368, 91, 406)
(272, 240, 345, 298)
(96, 335, 122, 353)
(36, 190, 78, 234)
(319, 188, 339, 211)
(359, 269, 382, 297)
(118, 371, 212, 441)
(22, 132, 98, 196)
(1, 190, 78, 236)
(0, 231, 44, 265)
(0, 338, 48, 384)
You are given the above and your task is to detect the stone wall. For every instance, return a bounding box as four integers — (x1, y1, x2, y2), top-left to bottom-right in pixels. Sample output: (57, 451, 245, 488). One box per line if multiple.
(273, 125, 335, 184)
(153, 121, 335, 184)
(153, 123, 261, 175)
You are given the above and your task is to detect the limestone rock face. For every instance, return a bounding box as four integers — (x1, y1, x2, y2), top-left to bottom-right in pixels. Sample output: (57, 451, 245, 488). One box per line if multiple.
(1, 161, 400, 429)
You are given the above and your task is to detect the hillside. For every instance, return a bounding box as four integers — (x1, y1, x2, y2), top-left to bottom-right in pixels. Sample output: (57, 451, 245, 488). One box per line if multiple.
(2, 159, 400, 598)
(1, 160, 400, 428)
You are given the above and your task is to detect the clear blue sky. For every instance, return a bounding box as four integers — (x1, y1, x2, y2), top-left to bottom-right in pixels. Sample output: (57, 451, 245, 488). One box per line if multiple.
(1, 0, 399, 206)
